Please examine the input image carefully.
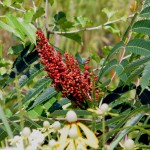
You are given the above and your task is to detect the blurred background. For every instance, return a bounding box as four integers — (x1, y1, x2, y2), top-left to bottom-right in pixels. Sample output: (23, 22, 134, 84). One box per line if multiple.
(0, 0, 135, 60)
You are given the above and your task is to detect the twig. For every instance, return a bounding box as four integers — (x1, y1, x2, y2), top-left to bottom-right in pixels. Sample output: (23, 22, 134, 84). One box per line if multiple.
(99, 31, 132, 108)
(48, 25, 102, 35)
(45, 0, 49, 39)
(48, 14, 134, 35)
(0, 117, 102, 125)
(0, 1, 25, 12)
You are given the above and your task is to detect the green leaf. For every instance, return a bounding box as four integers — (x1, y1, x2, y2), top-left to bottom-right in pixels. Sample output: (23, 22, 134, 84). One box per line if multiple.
(43, 97, 56, 110)
(19, 63, 44, 87)
(96, 106, 150, 145)
(54, 11, 66, 22)
(24, 9, 34, 23)
(0, 126, 7, 141)
(132, 20, 150, 35)
(126, 39, 150, 55)
(126, 66, 144, 83)
(140, 62, 150, 91)
(51, 110, 92, 117)
(27, 105, 43, 119)
(3, 0, 12, 6)
(91, 52, 100, 63)
(122, 13, 138, 42)
(74, 16, 93, 27)
(102, 8, 116, 19)
(142, 0, 150, 9)
(6, 14, 36, 43)
(62, 33, 82, 44)
(0, 105, 13, 139)
(122, 55, 150, 74)
(96, 114, 127, 129)
(21, 78, 51, 105)
(48, 0, 54, 5)
(6, 14, 25, 40)
(33, 7, 45, 21)
(29, 87, 58, 109)
(48, 98, 70, 113)
(140, 6, 150, 18)
(34, 0, 42, 7)
(97, 41, 124, 81)
(0, 21, 16, 36)
(17, 19, 36, 44)
(107, 41, 124, 60)
(109, 113, 145, 150)
(23, 116, 42, 128)
(99, 59, 117, 78)
(104, 24, 120, 35)
(54, 11, 73, 30)
(8, 44, 24, 55)
(115, 64, 127, 82)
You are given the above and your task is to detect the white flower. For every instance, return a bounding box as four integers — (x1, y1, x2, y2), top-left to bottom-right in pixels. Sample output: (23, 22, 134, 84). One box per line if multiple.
(124, 139, 135, 150)
(26, 144, 38, 150)
(66, 110, 77, 123)
(100, 103, 109, 114)
(22, 127, 31, 137)
(43, 121, 50, 128)
(68, 126, 78, 139)
(52, 121, 61, 130)
(9, 136, 24, 150)
(49, 139, 57, 147)
(28, 129, 45, 148)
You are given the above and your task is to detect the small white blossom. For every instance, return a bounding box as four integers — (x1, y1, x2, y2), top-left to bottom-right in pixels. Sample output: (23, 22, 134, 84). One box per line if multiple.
(124, 139, 135, 150)
(49, 139, 57, 147)
(66, 110, 77, 123)
(100, 103, 109, 114)
(29, 129, 45, 145)
(43, 121, 50, 128)
(52, 121, 61, 130)
(22, 127, 31, 137)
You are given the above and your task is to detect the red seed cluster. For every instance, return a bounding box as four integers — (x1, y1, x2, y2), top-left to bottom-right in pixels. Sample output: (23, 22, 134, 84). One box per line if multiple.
(36, 30, 99, 107)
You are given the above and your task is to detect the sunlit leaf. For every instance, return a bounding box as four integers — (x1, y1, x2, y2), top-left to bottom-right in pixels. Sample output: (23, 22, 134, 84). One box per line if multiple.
(24, 9, 34, 23)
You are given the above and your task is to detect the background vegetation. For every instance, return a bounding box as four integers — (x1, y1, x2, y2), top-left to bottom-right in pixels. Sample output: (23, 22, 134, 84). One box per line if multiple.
(0, 0, 149, 149)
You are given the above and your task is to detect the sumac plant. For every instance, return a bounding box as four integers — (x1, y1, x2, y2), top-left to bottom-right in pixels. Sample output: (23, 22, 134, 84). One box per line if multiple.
(0, 0, 150, 150)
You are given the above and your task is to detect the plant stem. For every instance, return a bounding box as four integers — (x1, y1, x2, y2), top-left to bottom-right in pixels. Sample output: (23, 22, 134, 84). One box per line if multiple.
(48, 14, 134, 35)
(0, 105, 13, 139)
(122, 13, 138, 42)
(0, 1, 25, 12)
(99, 12, 136, 106)
(102, 115, 106, 149)
(135, 115, 150, 143)
(48, 25, 102, 35)
(45, 0, 49, 39)
(15, 72, 24, 130)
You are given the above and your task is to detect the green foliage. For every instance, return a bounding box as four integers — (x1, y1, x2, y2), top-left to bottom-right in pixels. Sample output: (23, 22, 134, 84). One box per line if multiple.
(0, 0, 150, 149)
